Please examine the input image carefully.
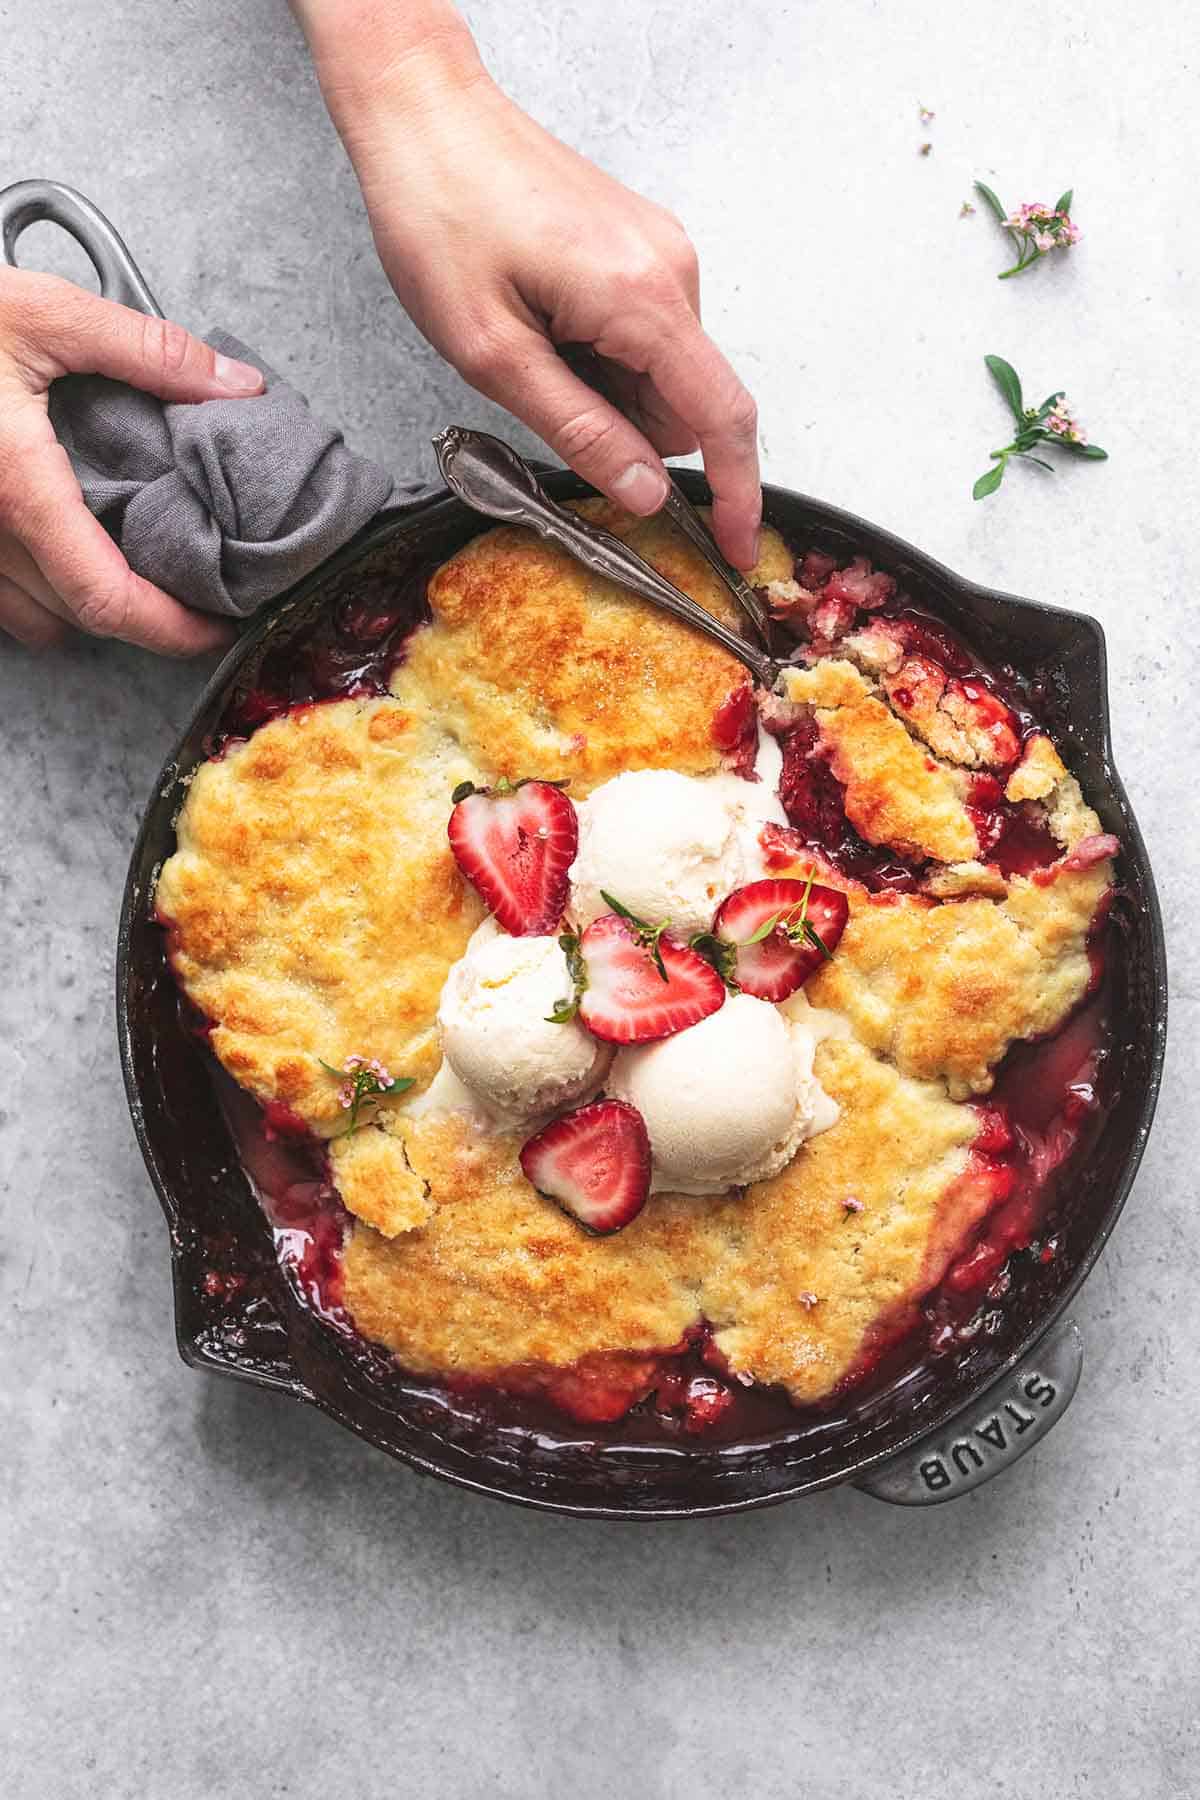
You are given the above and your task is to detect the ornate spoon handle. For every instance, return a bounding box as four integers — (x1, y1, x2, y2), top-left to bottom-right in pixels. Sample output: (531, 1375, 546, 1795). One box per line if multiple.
(660, 480, 771, 645)
(432, 427, 778, 689)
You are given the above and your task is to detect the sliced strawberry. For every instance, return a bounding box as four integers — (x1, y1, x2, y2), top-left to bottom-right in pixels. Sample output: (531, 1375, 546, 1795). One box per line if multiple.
(519, 1098, 651, 1235)
(712, 875, 849, 1000)
(447, 778, 577, 935)
(577, 912, 725, 1044)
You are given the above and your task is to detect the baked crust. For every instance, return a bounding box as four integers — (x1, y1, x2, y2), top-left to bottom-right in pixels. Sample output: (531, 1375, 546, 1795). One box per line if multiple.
(796, 865, 1110, 1099)
(155, 696, 485, 1134)
(391, 502, 793, 796)
(340, 1038, 982, 1401)
(340, 1111, 703, 1375)
(783, 661, 980, 862)
(329, 1126, 433, 1238)
(701, 1037, 983, 1401)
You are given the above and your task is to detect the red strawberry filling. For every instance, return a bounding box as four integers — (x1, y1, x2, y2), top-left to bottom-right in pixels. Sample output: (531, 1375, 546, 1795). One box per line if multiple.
(777, 717, 851, 843)
(447, 778, 578, 936)
(711, 681, 759, 778)
(212, 570, 421, 752)
(966, 774, 1062, 875)
(576, 912, 726, 1045)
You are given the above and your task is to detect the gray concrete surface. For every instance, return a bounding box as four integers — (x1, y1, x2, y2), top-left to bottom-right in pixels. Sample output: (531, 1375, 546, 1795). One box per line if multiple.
(1, 2, 1196, 1794)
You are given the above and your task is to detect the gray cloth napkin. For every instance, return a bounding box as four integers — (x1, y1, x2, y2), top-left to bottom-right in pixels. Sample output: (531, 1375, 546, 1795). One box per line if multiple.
(50, 330, 408, 618)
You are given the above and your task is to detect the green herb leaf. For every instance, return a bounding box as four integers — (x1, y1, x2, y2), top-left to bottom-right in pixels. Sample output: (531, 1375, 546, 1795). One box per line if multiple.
(546, 932, 588, 1022)
(985, 355, 1025, 425)
(973, 180, 1008, 224)
(742, 910, 785, 946)
(1016, 454, 1056, 473)
(1070, 443, 1108, 460)
(389, 1078, 416, 1095)
(1054, 188, 1074, 215)
(600, 890, 644, 927)
(600, 890, 671, 981)
(804, 920, 834, 961)
(973, 463, 1006, 500)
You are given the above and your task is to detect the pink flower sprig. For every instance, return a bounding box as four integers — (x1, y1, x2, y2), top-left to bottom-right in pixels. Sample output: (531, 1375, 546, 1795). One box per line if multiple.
(973, 356, 1107, 500)
(974, 182, 1080, 278)
(319, 1054, 414, 1136)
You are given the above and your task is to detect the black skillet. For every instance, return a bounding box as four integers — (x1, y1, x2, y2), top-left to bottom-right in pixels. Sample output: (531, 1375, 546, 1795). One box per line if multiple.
(2, 182, 1167, 1518)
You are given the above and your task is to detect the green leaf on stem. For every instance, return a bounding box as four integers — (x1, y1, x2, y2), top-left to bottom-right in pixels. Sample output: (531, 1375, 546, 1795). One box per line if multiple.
(974, 180, 1008, 224)
(601, 890, 671, 981)
(973, 463, 1006, 500)
(1054, 188, 1074, 215)
(985, 355, 1025, 425)
(546, 932, 588, 1022)
(1071, 444, 1108, 460)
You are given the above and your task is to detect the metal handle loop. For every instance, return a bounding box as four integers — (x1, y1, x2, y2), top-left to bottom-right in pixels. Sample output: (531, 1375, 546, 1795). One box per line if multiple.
(0, 179, 162, 316)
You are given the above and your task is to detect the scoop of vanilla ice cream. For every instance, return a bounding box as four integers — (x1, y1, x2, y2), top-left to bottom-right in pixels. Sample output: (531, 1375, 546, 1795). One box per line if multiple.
(568, 750, 785, 939)
(608, 993, 832, 1194)
(437, 923, 612, 1123)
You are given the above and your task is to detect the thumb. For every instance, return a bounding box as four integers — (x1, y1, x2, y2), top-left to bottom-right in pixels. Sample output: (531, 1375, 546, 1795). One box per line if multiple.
(13, 271, 265, 402)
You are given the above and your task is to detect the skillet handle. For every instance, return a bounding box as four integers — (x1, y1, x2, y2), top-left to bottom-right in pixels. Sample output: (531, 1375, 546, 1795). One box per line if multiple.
(854, 1318, 1083, 1505)
(0, 178, 163, 316)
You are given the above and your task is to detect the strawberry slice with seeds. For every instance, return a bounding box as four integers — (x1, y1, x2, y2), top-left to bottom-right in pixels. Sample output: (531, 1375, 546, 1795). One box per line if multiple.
(520, 1097, 651, 1235)
(577, 910, 725, 1044)
(711, 874, 849, 1001)
(447, 777, 577, 936)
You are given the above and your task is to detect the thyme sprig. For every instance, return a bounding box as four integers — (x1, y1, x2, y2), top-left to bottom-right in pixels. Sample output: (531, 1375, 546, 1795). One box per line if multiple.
(546, 933, 588, 1023)
(751, 868, 835, 961)
(601, 891, 674, 982)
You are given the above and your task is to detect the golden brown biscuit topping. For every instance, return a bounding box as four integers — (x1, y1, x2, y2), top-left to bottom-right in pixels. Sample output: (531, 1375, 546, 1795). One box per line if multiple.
(157, 513, 1115, 1413)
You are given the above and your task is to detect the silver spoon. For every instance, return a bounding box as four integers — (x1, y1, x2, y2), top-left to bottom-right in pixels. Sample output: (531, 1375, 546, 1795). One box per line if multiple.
(432, 427, 779, 689)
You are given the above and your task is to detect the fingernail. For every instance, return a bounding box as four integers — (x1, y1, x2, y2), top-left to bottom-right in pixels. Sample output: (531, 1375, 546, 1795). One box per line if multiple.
(213, 354, 264, 394)
(612, 462, 669, 515)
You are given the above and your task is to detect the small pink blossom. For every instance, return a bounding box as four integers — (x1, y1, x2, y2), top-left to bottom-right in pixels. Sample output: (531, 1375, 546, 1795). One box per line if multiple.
(338, 1083, 355, 1109)
(843, 1195, 865, 1214)
(798, 1291, 820, 1308)
(1043, 398, 1088, 445)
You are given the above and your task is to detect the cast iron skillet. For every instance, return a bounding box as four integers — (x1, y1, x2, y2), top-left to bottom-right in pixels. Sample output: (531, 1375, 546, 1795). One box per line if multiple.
(3, 182, 1167, 1518)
